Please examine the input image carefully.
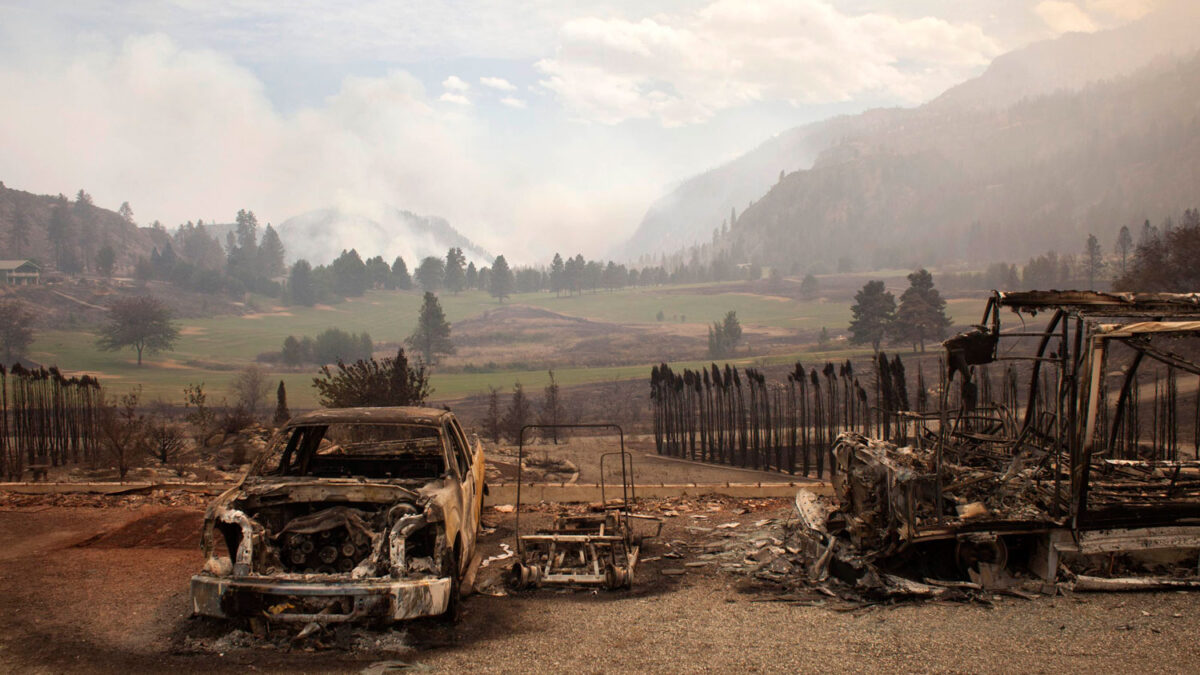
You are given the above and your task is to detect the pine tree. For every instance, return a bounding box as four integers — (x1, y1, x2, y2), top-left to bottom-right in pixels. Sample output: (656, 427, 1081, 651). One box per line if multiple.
(707, 310, 743, 358)
(8, 203, 29, 256)
(392, 256, 412, 290)
(549, 253, 565, 296)
(483, 386, 502, 443)
(502, 382, 532, 442)
(538, 370, 565, 444)
(465, 261, 478, 289)
(96, 246, 116, 278)
(891, 269, 951, 352)
(406, 292, 454, 364)
(48, 197, 73, 271)
(1115, 225, 1133, 275)
(1084, 233, 1104, 289)
(848, 280, 896, 353)
(331, 249, 369, 296)
(444, 247, 466, 294)
(288, 260, 316, 306)
(258, 224, 286, 277)
(490, 254, 514, 302)
(366, 255, 391, 289)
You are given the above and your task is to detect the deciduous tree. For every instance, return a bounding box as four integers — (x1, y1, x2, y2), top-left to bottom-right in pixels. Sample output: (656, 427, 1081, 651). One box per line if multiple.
(415, 256, 445, 292)
(313, 348, 430, 408)
(800, 273, 819, 299)
(0, 299, 35, 363)
(98, 387, 145, 480)
(232, 365, 271, 418)
(96, 295, 180, 366)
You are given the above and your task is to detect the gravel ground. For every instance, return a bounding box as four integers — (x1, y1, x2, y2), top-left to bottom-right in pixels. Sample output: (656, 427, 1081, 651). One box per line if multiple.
(2, 499, 1200, 673)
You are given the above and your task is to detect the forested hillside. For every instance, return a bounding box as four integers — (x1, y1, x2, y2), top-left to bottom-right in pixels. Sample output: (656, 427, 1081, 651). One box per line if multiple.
(725, 52, 1200, 272)
(0, 184, 160, 273)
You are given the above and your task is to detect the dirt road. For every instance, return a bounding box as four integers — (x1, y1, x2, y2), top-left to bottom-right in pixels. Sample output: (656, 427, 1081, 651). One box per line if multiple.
(2, 497, 1200, 673)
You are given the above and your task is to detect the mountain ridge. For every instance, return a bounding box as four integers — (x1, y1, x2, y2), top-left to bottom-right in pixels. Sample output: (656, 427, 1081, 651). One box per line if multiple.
(616, 1, 1200, 263)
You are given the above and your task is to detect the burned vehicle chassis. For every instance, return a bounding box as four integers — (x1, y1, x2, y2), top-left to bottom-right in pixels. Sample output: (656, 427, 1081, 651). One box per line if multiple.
(191, 407, 484, 624)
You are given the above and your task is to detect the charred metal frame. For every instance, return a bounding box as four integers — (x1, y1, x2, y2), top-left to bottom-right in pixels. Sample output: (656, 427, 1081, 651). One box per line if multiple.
(950, 291, 1200, 532)
(509, 424, 662, 590)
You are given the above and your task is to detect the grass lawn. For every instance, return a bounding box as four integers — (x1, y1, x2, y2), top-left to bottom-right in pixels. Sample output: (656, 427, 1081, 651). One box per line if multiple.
(29, 283, 987, 407)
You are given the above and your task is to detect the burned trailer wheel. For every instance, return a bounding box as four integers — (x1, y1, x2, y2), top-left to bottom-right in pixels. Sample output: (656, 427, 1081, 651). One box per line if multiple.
(955, 533, 1009, 575)
(604, 562, 631, 590)
(508, 561, 541, 589)
(508, 424, 662, 592)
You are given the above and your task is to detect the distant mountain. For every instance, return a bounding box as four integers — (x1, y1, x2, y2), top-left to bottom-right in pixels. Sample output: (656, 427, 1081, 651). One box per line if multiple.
(729, 50, 1200, 272)
(275, 206, 493, 267)
(615, 1, 1200, 262)
(611, 111, 894, 261)
(929, 1, 1200, 113)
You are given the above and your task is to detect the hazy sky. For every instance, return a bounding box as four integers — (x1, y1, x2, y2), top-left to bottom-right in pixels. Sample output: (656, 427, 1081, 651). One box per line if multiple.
(0, 0, 1161, 262)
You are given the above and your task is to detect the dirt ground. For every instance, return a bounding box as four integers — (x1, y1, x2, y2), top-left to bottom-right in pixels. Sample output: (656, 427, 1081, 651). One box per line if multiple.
(3, 492, 1200, 674)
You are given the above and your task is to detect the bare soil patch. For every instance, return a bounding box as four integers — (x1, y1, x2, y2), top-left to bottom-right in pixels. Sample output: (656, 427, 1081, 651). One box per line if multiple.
(448, 304, 700, 367)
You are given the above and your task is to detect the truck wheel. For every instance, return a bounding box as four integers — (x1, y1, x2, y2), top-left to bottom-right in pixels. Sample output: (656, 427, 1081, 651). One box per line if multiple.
(438, 546, 462, 624)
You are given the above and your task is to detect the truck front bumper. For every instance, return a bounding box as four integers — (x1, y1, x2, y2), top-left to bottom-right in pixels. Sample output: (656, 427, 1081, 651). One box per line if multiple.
(190, 573, 452, 622)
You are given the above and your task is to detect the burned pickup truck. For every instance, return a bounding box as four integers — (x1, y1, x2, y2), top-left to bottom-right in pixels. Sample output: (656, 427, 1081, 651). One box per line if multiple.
(191, 407, 485, 624)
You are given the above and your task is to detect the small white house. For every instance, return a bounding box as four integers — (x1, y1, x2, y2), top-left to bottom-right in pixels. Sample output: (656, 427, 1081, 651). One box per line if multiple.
(0, 260, 41, 285)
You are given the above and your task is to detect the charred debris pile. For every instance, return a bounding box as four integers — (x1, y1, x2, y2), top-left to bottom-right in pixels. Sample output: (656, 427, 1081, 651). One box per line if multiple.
(722, 292, 1200, 602)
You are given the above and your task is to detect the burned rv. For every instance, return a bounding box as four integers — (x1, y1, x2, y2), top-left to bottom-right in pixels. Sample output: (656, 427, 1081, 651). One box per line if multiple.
(190, 407, 485, 624)
(802, 292, 1200, 594)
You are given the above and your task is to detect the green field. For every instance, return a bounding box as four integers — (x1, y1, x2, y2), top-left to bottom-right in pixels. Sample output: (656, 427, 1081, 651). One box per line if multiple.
(29, 284, 985, 408)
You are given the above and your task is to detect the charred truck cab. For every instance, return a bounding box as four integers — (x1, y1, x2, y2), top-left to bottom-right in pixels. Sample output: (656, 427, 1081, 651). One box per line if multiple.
(190, 407, 485, 624)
